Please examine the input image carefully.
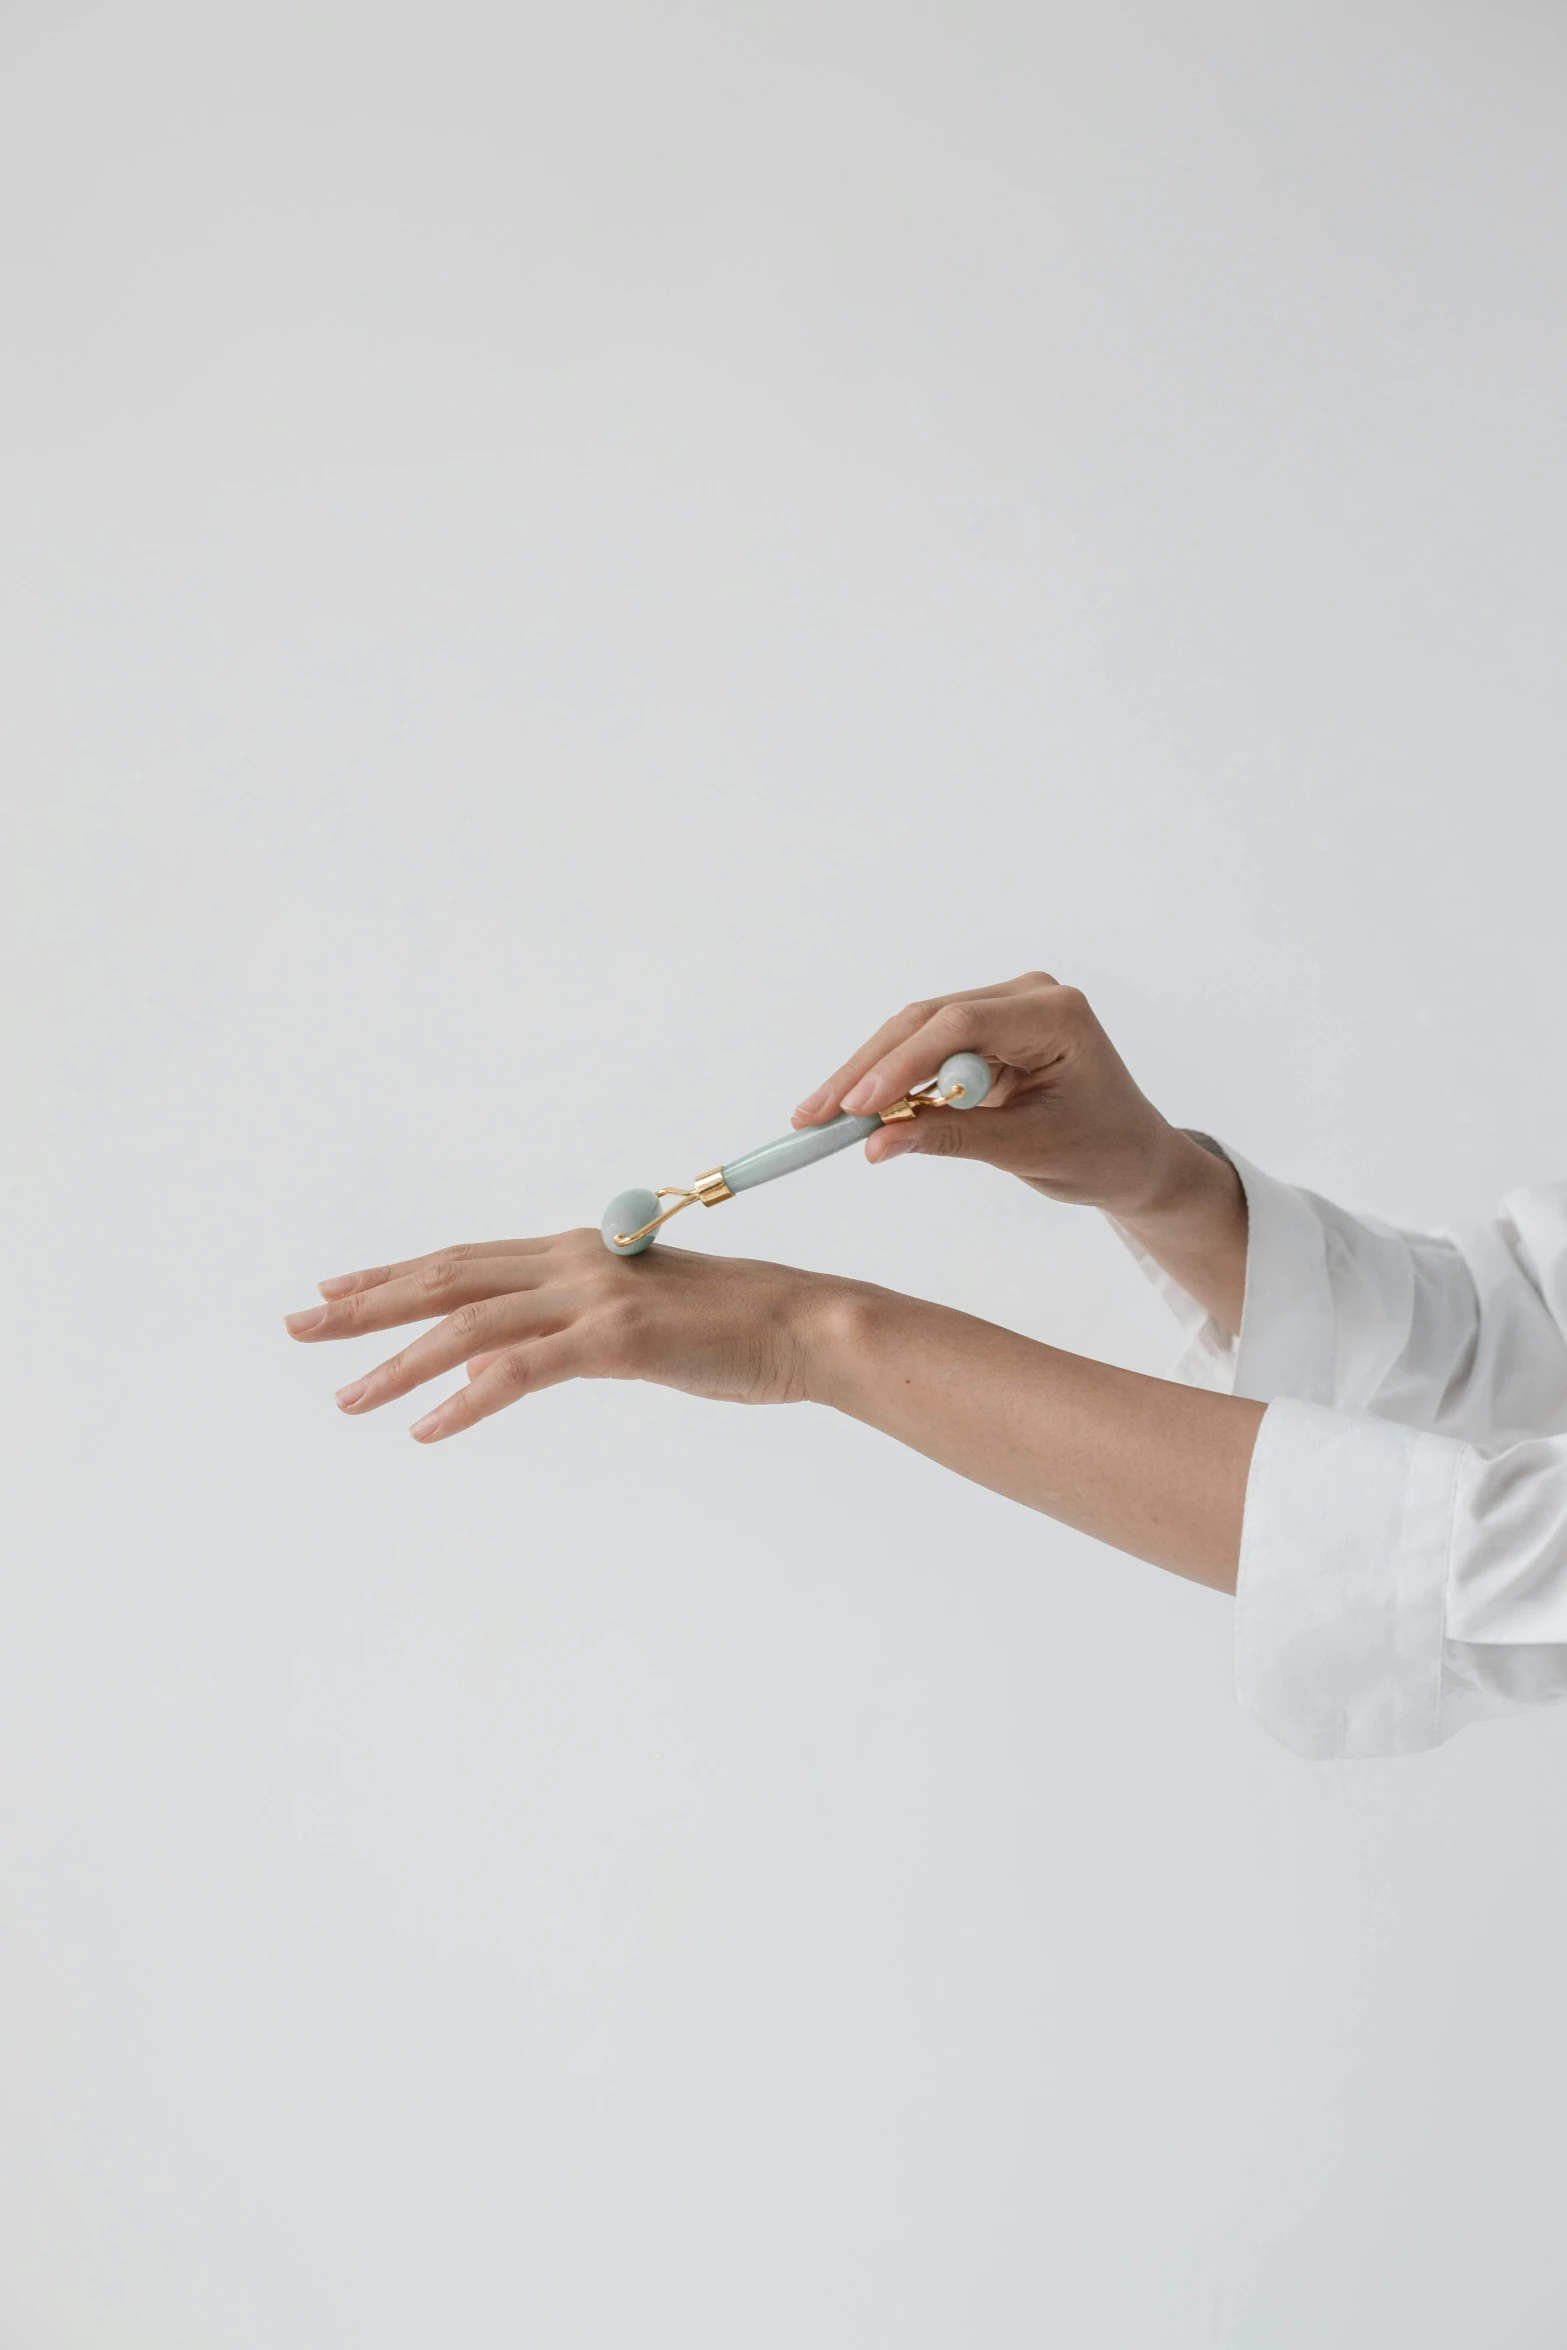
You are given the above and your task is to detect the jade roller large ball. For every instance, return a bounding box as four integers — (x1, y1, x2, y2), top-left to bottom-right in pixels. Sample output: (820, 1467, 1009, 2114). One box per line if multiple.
(601, 1187, 663, 1258)
(601, 1050, 993, 1255)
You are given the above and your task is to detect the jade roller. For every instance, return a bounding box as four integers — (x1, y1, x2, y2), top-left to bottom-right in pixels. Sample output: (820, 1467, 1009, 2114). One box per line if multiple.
(601, 1051, 994, 1255)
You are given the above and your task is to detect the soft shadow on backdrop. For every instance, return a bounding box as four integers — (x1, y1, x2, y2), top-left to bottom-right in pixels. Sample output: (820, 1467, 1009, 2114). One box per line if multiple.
(2, 3, 1565, 2345)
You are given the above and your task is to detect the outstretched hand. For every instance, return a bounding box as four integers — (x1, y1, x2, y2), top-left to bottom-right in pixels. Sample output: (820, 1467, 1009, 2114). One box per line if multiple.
(284, 1234, 844, 1441)
(282, 1214, 1256, 1594)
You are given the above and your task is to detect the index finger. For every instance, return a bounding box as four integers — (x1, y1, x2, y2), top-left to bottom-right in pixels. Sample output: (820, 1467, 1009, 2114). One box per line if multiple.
(831, 984, 1080, 1118)
(286, 1252, 554, 1342)
(791, 982, 1008, 1126)
(315, 1237, 551, 1301)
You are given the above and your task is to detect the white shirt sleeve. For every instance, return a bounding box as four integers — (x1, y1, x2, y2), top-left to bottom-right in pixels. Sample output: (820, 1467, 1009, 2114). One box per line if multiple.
(1116, 1153, 1567, 1758)
(1125, 1146, 1567, 1441)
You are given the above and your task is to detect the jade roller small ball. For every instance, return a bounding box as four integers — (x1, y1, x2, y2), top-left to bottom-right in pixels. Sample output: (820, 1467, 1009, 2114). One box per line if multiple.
(937, 1051, 991, 1107)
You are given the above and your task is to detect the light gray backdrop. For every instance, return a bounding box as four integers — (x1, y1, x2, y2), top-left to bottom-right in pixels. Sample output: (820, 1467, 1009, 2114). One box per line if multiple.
(3, 2, 1565, 2344)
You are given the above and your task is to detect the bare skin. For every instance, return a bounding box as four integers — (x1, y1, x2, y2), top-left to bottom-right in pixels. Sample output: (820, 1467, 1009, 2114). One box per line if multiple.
(285, 973, 1264, 1595)
(285, 1266, 1262, 1592)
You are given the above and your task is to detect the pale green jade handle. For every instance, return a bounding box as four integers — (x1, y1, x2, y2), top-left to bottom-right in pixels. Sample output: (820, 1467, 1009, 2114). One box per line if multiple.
(721, 1108, 881, 1194)
(601, 1050, 992, 1254)
(597, 1117, 874, 1256)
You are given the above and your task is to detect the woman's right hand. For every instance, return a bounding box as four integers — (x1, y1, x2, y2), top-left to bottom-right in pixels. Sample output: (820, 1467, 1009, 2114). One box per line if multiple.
(792, 971, 1185, 1216)
(794, 971, 1248, 1331)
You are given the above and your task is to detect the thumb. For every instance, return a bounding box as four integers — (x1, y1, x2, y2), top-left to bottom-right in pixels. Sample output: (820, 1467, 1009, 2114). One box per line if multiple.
(864, 1109, 996, 1168)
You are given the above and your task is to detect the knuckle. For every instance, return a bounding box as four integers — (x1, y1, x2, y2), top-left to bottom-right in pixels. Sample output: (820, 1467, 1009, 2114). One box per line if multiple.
(903, 997, 937, 1023)
(1051, 983, 1090, 1022)
(925, 1113, 967, 1157)
(451, 1301, 487, 1345)
(417, 1257, 455, 1298)
(495, 1348, 532, 1394)
(1019, 968, 1058, 990)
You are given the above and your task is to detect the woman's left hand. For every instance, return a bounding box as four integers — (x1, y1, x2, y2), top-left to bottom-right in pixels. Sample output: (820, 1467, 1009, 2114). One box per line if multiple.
(284, 1233, 844, 1442)
(284, 1223, 1258, 1596)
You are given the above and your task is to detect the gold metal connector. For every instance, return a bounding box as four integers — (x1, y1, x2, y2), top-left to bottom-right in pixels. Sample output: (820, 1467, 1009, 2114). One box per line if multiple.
(691, 1167, 734, 1207)
(612, 1169, 736, 1248)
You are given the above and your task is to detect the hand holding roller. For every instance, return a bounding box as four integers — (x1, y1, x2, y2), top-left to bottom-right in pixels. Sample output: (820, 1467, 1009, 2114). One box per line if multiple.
(601, 1052, 994, 1255)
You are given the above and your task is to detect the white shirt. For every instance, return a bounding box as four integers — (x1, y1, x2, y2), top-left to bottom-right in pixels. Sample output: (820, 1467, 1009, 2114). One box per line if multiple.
(1124, 1153, 1567, 1760)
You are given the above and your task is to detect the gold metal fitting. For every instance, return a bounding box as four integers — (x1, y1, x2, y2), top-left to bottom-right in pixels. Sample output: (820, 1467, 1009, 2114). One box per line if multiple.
(877, 1078, 965, 1124)
(613, 1188, 696, 1247)
(612, 1169, 735, 1248)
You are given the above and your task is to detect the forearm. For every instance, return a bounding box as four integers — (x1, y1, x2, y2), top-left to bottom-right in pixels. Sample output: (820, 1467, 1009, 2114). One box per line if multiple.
(1107, 1125, 1249, 1338)
(806, 1283, 1265, 1593)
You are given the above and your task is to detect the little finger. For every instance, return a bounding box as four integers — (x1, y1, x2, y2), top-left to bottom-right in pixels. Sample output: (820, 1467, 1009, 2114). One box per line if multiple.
(315, 1236, 554, 1302)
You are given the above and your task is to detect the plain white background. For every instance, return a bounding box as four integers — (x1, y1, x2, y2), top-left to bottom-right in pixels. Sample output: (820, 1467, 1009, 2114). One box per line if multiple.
(3, 2, 1565, 2342)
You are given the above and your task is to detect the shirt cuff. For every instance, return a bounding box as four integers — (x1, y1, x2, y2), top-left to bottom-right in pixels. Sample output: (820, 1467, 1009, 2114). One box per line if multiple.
(1110, 1146, 1343, 1407)
(1229, 1151, 1343, 1406)
(1236, 1398, 1462, 1758)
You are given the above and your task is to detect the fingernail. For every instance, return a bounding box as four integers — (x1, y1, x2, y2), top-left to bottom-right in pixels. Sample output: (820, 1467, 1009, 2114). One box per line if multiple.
(841, 1078, 876, 1112)
(318, 1274, 358, 1299)
(795, 1086, 827, 1115)
(409, 1410, 442, 1441)
(335, 1379, 370, 1409)
(286, 1307, 327, 1335)
(876, 1131, 915, 1161)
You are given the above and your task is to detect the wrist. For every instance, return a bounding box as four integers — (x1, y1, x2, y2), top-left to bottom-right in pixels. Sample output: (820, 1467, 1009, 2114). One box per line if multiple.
(1111, 1128, 1249, 1336)
(1086, 1118, 1216, 1225)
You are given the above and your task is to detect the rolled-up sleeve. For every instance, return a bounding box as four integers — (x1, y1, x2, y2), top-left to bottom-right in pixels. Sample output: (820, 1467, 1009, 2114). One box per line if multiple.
(1128, 1150, 1567, 1440)
(1237, 1403, 1455, 1757)
(1238, 1401, 1567, 1757)
(1120, 1152, 1567, 1756)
